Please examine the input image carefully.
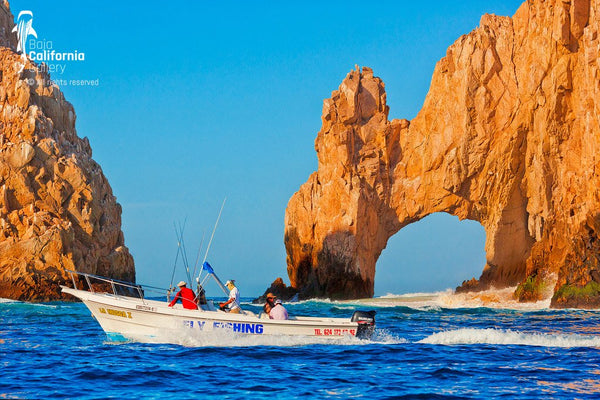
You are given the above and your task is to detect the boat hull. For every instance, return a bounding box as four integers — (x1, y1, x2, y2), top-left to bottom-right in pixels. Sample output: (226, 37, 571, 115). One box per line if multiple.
(62, 287, 366, 342)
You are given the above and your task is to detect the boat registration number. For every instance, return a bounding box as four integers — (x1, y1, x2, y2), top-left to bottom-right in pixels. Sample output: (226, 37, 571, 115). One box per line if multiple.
(314, 328, 355, 336)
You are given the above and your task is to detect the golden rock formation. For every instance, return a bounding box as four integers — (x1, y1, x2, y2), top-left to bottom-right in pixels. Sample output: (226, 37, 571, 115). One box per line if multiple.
(285, 0, 600, 307)
(0, 1, 134, 301)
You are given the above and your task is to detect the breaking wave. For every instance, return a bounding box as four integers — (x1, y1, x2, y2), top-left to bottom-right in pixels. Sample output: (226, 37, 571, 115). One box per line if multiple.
(345, 287, 553, 311)
(0, 298, 20, 303)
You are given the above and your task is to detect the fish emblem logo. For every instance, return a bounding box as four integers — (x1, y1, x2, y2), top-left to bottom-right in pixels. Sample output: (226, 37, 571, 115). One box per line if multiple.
(12, 10, 37, 55)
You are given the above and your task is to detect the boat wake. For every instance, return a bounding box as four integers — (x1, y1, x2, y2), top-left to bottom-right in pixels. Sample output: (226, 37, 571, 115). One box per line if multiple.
(106, 326, 600, 348)
(105, 328, 406, 348)
(418, 328, 600, 348)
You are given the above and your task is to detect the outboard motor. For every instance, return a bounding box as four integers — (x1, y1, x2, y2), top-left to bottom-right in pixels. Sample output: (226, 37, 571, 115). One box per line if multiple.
(351, 310, 376, 339)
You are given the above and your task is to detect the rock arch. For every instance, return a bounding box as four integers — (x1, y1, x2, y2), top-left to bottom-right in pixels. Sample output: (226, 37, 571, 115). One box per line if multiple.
(284, 0, 600, 307)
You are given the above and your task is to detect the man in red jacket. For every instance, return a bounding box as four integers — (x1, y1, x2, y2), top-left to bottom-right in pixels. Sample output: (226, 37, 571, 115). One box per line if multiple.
(168, 281, 198, 310)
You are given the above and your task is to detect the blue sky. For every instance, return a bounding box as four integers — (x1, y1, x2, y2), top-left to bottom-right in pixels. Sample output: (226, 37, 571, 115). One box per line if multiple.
(11, 0, 524, 297)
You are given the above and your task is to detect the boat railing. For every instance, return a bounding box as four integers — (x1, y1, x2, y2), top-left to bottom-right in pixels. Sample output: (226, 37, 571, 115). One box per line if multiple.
(65, 270, 168, 305)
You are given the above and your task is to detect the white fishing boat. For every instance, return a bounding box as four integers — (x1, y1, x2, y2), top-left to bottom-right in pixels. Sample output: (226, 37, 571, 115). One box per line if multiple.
(61, 268, 376, 343)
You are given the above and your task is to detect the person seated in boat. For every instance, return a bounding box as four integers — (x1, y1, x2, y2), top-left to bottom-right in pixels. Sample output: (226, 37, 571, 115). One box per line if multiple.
(219, 280, 241, 314)
(196, 284, 207, 305)
(168, 281, 198, 310)
(263, 292, 276, 314)
(269, 299, 288, 320)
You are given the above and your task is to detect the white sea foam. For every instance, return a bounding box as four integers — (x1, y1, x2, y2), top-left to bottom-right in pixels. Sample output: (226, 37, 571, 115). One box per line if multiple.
(248, 285, 554, 311)
(0, 298, 65, 308)
(380, 290, 453, 299)
(106, 328, 405, 348)
(436, 286, 553, 310)
(342, 286, 554, 311)
(371, 329, 409, 344)
(419, 328, 600, 348)
(0, 298, 20, 303)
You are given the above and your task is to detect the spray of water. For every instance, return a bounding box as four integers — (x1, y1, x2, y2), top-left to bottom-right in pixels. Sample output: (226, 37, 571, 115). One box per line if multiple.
(329, 286, 554, 311)
(103, 327, 406, 348)
(419, 328, 600, 348)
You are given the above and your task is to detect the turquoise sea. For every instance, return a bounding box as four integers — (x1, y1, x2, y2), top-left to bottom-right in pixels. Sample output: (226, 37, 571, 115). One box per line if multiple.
(3, 290, 600, 399)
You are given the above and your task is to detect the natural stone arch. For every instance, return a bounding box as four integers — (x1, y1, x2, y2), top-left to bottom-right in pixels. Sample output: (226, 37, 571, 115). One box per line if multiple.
(284, 66, 534, 299)
(284, 0, 600, 307)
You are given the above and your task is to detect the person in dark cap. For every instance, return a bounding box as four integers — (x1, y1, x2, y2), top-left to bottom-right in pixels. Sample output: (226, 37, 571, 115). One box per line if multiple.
(263, 292, 276, 315)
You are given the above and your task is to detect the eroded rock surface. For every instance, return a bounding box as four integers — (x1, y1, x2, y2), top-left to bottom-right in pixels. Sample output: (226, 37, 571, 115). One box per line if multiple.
(0, 1, 134, 301)
(254, 277, 298, 304)
(285, 0, 600, 307)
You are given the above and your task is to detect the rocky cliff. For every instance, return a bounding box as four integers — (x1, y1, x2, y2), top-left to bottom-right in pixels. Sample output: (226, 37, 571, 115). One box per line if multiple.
(0, 1, 134, 301)
(285, 0, 600, 307)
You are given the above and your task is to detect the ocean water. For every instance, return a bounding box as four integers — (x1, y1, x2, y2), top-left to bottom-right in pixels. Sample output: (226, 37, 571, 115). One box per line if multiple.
(2, 290, 600, 399)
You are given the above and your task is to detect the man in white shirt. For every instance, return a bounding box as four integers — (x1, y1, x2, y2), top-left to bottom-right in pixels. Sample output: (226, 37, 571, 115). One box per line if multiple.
(219, 280, 241, 313)
(269, 299, 288, 320)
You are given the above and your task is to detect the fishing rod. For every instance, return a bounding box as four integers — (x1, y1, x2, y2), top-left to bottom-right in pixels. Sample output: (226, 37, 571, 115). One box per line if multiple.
(202, 197, 227, 267)
(169, 222, 183, 293)
(176, 219, 193, 286)
(191, 230, 206, 288)
(194, 198, 228, 297)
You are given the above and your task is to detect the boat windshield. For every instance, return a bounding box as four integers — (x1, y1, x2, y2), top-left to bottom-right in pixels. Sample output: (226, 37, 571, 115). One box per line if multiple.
(65, 270, 168, 301)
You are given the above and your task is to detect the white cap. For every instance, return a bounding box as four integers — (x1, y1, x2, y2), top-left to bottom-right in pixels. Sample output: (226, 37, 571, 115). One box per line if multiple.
(177, 281, 186, 287)
(275, 299, 282, 305)
(225, 280, 235, 286)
